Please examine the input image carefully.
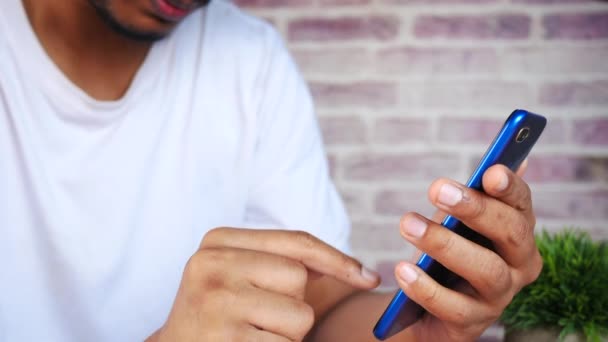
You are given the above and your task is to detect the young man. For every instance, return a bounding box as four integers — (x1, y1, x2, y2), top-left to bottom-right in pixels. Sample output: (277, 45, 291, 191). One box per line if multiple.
(0, 0, 542, 340)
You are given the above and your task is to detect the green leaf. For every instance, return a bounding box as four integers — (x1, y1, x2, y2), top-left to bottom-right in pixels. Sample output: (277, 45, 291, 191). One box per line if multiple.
(501, 228, 608, 340)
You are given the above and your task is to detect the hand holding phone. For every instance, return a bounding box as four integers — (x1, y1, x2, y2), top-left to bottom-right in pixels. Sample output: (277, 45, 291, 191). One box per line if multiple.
(373, 109, 547, 340)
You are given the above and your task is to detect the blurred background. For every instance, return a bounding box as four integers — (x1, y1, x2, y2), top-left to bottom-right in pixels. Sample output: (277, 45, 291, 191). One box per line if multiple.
(233, 0, 607, 337)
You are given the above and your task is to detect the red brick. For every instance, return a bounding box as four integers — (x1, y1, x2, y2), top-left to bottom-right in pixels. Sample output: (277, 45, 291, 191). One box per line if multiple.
(377, 47, 498, 75)
(544, 12, 608, 40)
(539, 81, 608, 106)
(310, 81, 398, 108)
(319, 116, 367, 145)
(403, 81, 532, 108)
(343, 153, 460, 181)
(525, 156, 608, 183)
(374, 190, 436, 217)
(292, 48, 372, 76)
(288, 16, 400, 42)
(534, 190, 608, 220)
(373, 118, 431, 144)
(338, 187, 371, 218)
(572, 118, 608, 146)
(533, 190, 608, 220)
(502, 46, 608, 74)
(414, 14, 531, 40)
(438, 118, 502, 143)
(235, 0, 312, 7)
(536, 118, 567, 145)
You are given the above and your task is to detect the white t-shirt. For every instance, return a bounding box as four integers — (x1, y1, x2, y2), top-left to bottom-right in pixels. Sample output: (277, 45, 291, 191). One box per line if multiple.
(0, 0, 351, 340)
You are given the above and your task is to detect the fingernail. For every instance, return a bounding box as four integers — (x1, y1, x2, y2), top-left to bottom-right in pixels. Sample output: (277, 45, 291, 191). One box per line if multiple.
(398, 264, 418, 284)
(496, 171, 509, 192)
(361, 266, 380, 283)
(438, 183, 463, 206)
(402, 216, 427, 239)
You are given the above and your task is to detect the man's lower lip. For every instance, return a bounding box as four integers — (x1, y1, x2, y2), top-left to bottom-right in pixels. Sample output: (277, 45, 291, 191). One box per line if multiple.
(154, 0, 190, 21)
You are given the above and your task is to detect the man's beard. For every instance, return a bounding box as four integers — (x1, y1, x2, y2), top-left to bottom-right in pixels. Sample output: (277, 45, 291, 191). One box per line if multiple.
(87, 0, 209, 42)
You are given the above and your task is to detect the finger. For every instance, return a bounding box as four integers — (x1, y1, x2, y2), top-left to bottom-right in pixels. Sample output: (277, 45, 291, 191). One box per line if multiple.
(248, 327, 292, 342)
(400, 213, 513, 301)
(427, 179, 536, 267)
(253, 331, 293, 342)
(482, 164, 534, 216)
(239, 286, 315, 341)
(394, 262, 490, 327)
(201, 228, 380, 289)
(192, 247, 308, 300)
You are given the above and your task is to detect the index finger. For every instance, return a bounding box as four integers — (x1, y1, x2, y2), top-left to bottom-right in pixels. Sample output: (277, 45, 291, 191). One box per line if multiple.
(200, 227, 380, 289)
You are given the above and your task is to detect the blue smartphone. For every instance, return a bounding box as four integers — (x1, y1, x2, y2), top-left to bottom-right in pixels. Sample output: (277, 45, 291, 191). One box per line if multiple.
(373, 109, 547, 340)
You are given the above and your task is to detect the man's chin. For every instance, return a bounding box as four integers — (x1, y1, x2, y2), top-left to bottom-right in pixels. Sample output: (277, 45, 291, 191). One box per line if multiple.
(88, 0, 174, 42)
(107, 24, 171, 42)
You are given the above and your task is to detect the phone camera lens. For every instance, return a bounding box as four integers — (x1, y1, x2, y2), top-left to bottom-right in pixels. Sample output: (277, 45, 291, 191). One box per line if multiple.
(516, 127, 530, 143)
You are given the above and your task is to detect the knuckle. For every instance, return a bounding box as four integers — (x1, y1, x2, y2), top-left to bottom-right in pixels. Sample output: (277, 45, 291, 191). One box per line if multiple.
(182, 254, 237, 308)
(200, 227, 231, 248)
(483, 256, 512, 290)
(184, 252, 209, 280)
(434, 232, 456, 255)
(449, 305, 471, 327)
(293, 230, 318, 249)
(185, 249, 232, 281)
(422, 284, 441, 305)
(286, 256, 307, 274)
(469, 193, 488, 219)
(283, 257, 309, 289)
(507, 216, 531, 247)
(294, 302, 315, 336)
(203, 247, 235, 265)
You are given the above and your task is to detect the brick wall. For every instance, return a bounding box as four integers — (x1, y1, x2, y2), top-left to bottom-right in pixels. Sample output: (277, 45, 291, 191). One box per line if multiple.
(234, 0, 607, 301)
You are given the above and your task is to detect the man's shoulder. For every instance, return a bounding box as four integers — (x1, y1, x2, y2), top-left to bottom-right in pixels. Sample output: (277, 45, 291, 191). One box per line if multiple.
(182, 0, 283, 55)
(210, 1, 275, 36)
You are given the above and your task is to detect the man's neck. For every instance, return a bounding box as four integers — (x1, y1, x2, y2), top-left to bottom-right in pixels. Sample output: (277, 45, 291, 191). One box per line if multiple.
(22, 0, 152, 101)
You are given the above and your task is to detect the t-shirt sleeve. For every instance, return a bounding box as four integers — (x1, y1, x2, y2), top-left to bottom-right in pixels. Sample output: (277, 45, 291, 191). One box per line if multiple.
(243, 29, 351, 255)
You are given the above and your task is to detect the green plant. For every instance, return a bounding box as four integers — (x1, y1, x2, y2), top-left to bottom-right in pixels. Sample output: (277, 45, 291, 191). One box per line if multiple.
(501, 229, 608, 342)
